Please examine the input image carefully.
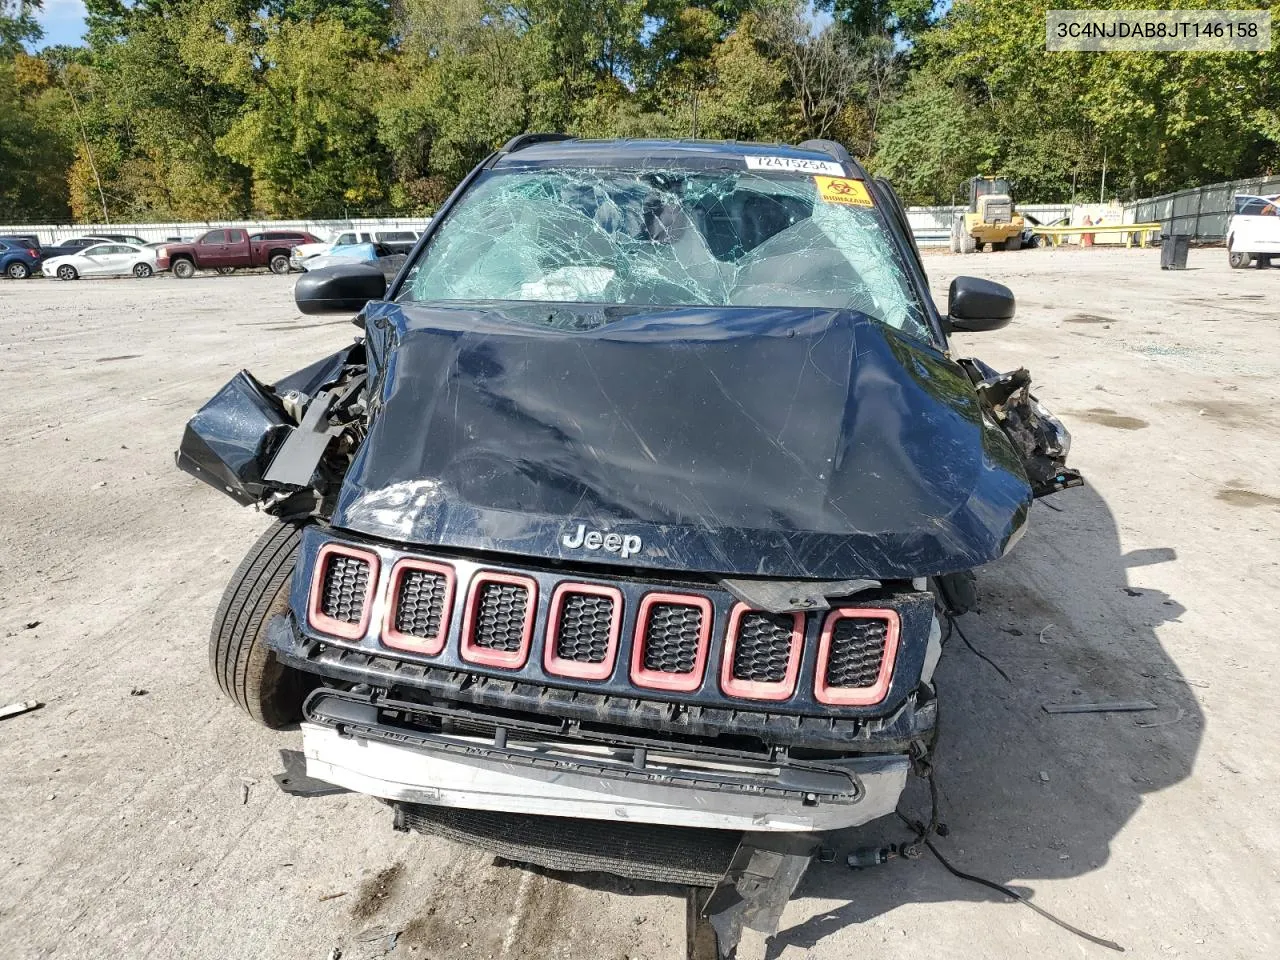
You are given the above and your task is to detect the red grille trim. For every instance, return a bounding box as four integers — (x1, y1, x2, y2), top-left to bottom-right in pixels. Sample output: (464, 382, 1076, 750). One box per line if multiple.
(719, 603, 804, 701)
(381, 558, 456, 656)
(543, 582, 623, 680)
(813, 607, 899, 706)
(459, 571, 538, 669)
(307, 543, 380, 641)
(629, 592, 713, 693)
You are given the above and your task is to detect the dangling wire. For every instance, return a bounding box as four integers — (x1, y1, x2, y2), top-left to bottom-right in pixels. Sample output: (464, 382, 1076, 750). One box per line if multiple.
(946, 612, 1012, 684)
(897, 762, 1124, 953)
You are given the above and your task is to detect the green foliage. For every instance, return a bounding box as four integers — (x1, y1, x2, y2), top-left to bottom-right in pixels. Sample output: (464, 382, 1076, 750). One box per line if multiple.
(0, 52, 74, 221)
(4, 0, 1279, 221)
(1, 0, 41, 55)
(874, 0, 1280, 202)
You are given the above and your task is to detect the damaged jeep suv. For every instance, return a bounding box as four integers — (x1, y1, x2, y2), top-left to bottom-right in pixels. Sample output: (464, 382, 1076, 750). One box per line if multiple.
(178, 136, 1079, 864)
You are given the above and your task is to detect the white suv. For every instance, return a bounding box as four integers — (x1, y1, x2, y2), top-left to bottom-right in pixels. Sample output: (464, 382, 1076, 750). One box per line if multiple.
(1227, 194, 1279, 269)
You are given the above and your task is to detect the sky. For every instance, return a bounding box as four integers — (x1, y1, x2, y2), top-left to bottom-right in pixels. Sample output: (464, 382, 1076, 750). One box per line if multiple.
(29, 0, 87, 49)
(26, 0, 834, 52)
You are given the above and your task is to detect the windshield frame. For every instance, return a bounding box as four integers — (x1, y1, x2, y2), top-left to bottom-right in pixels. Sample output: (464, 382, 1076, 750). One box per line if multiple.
(386, 150, 947, 349)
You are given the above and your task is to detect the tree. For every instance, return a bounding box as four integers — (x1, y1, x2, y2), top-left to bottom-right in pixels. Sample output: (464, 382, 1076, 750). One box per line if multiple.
(0, 51, 74, 221)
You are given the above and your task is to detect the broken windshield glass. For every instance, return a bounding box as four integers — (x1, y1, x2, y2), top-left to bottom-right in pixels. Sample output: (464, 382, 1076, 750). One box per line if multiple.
(397, 167, 930, 341)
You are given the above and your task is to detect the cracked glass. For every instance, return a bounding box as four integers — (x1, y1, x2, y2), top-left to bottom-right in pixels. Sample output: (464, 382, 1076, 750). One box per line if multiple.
(397, 167, 930, 340)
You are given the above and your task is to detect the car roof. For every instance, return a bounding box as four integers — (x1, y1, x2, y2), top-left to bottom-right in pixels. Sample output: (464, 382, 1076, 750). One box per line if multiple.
(492, 137, 861, 175)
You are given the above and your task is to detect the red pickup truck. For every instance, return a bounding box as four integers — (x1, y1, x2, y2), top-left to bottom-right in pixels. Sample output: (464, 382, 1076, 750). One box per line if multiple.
(156, 229, 319, 278)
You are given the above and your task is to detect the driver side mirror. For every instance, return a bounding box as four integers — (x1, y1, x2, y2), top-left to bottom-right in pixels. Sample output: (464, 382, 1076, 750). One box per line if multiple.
(946, 277, 1015, 332)
(295, 263, 387, 315)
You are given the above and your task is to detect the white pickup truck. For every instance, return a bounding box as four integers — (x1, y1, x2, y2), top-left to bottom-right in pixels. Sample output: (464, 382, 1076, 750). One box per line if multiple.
(1227, 194, 1279, 269)
(291, 228, 423, 269)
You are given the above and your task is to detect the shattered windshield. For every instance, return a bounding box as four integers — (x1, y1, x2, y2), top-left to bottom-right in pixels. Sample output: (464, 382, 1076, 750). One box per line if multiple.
(397, 167, 930, 340)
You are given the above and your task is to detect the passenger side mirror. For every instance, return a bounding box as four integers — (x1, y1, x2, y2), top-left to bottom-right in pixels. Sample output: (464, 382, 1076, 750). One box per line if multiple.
(295, 264, 387, 315)
(946, 276, 1015, 332)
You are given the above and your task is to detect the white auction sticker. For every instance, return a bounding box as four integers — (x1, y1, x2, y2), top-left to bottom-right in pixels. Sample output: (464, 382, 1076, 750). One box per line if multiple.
(745, 155, 845, 176)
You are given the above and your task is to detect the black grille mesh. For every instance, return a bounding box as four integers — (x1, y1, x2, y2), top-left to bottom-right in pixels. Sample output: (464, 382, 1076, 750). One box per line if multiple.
(825, 618, 887, 688)
(642, 603, 703, 674)
(554, 592, 615, 663)
(472, 581, 530, 651)
(731, 612, 795, 683)
(319, 555, 369, 624)
(394, 569, 448, 639)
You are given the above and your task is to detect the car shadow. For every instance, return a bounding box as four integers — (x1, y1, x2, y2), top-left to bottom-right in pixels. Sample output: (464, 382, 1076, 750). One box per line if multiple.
(763, 482, 1201, 955)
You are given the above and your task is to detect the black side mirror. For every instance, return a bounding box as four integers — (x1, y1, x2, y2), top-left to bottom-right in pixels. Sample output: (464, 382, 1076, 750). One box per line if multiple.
(947, 276, 1015, 332)
(295, 264, 387, 315)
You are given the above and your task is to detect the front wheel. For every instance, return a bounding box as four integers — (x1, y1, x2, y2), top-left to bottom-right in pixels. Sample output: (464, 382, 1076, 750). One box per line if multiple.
(209, 521, 313, 729)
(269, 253, 291, 275)
(172, 258, 195, 279)
(133, 262, 153, 278)
(57, 264, 78, 281)
(6, 261, 30, 279)
(1228, 250, 1251, 269)
(1004, 235, 1023, 251)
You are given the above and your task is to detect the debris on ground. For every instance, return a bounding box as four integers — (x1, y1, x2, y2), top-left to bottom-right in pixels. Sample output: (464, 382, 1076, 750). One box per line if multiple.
(1042, 700, 1158, 714)
(0, 700, 43, 721)
(1136, 708, 1187, 729)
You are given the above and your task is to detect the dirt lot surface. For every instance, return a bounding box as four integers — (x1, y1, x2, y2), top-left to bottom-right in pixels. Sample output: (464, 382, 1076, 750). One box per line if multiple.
(2, 248, 1278, 959)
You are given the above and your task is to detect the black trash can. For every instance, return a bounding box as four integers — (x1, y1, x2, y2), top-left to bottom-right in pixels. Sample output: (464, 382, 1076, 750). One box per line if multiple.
(1161, 233, 1190, 270)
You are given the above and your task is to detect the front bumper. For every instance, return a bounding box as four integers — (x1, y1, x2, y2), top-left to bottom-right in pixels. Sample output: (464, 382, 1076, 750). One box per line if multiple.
(301, 690, 910, 832)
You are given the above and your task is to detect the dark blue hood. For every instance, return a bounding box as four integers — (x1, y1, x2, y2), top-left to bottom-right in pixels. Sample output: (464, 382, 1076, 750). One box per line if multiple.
(331, 300, 1031, 579)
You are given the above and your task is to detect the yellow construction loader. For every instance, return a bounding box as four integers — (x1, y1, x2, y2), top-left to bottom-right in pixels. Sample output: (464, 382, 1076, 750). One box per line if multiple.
(950, 176, 1027, 252)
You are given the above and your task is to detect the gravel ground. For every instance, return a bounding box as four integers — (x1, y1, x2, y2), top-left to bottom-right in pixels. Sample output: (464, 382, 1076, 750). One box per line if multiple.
(1, 247, 1278, 960)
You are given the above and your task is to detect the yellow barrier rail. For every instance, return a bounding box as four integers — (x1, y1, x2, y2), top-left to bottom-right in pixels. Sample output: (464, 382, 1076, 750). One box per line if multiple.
(1031, 222, 1164, 249)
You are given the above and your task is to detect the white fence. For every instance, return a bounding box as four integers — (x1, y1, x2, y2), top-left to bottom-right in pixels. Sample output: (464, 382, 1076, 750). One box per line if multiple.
(906, 205, 1073, 246)
(0, 217, 435, 246)
(1, 208, 1083, 249)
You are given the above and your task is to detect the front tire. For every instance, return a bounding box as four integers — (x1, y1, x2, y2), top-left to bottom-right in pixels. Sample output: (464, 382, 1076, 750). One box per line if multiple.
(1004, 235, 1023, 251)
(6, 261, 30, 279)
(269, 253, 291, 275)
(172, 258, 195, 279)
(1228, 250, 1251, 269)
(209, 521, 312, 729)
(57, 264, 78, 281)
(133, 262, 153, 278)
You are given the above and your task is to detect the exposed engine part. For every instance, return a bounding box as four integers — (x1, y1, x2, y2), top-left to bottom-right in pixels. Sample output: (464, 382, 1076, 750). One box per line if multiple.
(958, 358, 1085, 498)
(934, 569, 978, 615)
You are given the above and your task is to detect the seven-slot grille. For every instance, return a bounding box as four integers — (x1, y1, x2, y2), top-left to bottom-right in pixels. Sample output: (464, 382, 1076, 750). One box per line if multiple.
(307, 542, 900, 705)
(825, 619, 887, 687)
(814, 608, 898, 706)
(383, 559, 456, 655)
(397, 569, 448, 637)
(307, 544, 379, 640)
(460, 572, 537, 669)
(643, 605, 703, 672)
(544, 583, 622, 680)
(719, 604, 803, 701)
(731, 612, 795, 683)
(630, 594, 712, 692)
(474, 582, 530, 651)
(555, 593, 614, 663)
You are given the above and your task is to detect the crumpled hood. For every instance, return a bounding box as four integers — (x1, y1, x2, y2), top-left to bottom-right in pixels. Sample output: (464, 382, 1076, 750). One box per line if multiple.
(332, 301, 1031, 579)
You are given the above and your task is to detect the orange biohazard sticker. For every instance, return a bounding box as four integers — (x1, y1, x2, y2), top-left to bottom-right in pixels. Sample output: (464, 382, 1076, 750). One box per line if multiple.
(814, 176, 874, 207)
